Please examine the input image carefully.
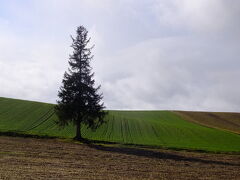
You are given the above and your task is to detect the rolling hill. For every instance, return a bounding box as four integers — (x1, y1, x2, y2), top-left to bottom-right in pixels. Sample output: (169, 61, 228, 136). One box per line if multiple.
(0, 97, 240, 152)
(175, 111, 240, 134)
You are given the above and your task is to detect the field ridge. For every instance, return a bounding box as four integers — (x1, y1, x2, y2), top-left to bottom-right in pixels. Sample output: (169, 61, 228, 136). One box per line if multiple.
(175, 111, 240, 134)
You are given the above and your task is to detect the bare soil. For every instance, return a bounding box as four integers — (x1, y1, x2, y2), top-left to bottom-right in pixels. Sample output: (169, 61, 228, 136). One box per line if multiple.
(0, 136, 239, 180)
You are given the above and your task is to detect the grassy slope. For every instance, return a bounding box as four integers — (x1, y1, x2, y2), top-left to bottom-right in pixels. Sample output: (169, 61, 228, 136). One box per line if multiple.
(0, 97, 240, 152)
(175, 111, 240, 134)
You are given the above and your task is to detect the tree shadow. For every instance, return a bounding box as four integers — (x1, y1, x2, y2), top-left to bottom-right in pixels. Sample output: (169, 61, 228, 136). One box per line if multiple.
(1, 132, 239, 167)
(85, 142, 240, 167)
(0, 131, 56, 139)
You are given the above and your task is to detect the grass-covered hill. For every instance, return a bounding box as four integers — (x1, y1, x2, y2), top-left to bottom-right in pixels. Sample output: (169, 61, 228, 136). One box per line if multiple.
(0, 97, 240, 152)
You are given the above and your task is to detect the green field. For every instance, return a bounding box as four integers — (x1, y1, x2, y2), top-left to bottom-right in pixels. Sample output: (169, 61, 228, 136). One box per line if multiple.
(0, 97, 240, 152)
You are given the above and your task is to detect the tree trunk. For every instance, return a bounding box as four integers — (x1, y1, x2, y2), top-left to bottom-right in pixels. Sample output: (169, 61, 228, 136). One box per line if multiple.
(75, 121, 82, 140)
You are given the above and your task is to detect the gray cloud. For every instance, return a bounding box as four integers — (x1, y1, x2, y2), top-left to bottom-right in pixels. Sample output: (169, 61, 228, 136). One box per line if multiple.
(0, 0, 239, 111)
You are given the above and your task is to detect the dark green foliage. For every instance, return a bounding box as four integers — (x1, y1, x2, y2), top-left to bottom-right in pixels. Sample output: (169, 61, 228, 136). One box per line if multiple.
(55, 26, 107, 140)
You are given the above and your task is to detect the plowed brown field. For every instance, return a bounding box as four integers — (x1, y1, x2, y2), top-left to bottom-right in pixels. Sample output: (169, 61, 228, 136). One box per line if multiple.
(175, 111, 240, 134)
(0, 136, 239, 179)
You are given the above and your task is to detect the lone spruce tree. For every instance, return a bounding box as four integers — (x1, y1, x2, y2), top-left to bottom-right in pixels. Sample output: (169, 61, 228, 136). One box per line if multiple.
(55, 26, 107, 141)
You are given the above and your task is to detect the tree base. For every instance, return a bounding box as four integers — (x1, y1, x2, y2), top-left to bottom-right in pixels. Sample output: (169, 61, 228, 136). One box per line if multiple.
(73, 136, 91, 144)
(73, 136, 83, 141)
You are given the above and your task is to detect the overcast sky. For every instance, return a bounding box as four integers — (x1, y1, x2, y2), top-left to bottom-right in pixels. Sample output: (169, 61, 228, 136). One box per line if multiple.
(0, 0, 240, 111)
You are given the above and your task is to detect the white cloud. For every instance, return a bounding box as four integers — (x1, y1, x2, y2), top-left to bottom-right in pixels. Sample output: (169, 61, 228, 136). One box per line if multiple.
(152, 0, 240, 35)
(0, 0, 239, 111)
(99, 36, 240, 111)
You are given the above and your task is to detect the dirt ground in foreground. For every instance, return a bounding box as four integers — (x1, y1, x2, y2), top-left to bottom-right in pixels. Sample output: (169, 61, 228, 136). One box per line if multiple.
(0, 136, 239, 180)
